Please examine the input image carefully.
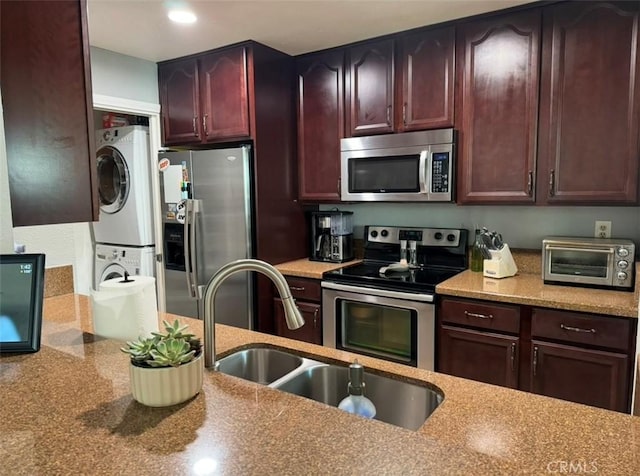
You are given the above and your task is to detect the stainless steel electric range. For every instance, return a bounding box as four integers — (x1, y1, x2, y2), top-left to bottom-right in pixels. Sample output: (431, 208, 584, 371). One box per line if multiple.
(322, 225, 468, 370)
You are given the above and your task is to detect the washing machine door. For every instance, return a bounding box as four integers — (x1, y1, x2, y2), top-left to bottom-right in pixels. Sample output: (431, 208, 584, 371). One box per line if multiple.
(97, 146, 130, 214)
(100, 263, 127, 283)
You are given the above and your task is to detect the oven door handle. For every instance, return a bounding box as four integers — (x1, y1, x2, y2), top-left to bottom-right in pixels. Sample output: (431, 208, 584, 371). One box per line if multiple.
(321, 281, 434, 303)
(545, 245, 615, 254)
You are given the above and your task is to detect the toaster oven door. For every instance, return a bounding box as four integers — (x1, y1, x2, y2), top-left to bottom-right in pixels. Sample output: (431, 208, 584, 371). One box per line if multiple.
(544, 245, 615, 286)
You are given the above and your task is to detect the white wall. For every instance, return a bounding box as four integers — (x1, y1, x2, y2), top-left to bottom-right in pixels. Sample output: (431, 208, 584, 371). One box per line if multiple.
(0, 92, 15, 254)
(2, 48, 159, 295)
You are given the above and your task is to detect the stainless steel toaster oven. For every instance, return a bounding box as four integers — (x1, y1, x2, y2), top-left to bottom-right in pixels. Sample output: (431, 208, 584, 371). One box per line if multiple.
(542, 237, 635, 291)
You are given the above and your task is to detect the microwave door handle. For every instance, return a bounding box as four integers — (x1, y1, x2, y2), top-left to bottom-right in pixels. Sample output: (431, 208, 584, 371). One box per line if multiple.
(545, 245, 615, 254)
(419, 150, 429, 194)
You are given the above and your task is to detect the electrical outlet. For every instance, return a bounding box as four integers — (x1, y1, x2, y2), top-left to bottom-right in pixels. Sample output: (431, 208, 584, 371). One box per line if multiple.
(595, 221, 611, 238)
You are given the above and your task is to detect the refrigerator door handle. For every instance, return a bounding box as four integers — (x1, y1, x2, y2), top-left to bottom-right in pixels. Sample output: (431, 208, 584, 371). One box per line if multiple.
(184, 199, 201, 299)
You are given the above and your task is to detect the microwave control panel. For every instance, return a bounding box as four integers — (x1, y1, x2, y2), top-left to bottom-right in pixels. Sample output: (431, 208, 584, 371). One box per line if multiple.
(431, 152, 450, 193)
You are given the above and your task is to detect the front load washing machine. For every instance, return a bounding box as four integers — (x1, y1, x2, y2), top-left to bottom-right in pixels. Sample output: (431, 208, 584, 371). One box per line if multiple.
(94, 244, 156, 289)
(92, 126, 155, 247)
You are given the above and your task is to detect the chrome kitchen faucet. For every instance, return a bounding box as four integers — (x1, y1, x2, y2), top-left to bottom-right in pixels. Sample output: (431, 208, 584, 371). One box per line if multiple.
(202, 259, 305, 369)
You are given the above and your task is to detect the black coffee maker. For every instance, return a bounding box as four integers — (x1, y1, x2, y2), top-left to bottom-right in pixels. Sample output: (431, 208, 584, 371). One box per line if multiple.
(310, 211, 354, 263)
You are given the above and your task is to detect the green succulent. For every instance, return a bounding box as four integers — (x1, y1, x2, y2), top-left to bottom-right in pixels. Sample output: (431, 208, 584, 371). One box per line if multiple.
(121, 319, 202, 368)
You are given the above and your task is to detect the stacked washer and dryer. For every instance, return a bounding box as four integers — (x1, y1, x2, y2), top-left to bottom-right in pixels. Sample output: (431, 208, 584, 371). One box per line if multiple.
(92, 126, 156, 288)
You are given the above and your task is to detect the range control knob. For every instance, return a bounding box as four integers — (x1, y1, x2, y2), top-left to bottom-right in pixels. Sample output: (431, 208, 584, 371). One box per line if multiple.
(617, 271, 628, 281)
(434, 232, 443, 240)
(617, 260, 629, 270)
(617, 247, 629, 258)
(370, 230, 378, 238)
(381, 229, 389, 238)
(447, 234, 456, 242)
(112, 250, 118, 259)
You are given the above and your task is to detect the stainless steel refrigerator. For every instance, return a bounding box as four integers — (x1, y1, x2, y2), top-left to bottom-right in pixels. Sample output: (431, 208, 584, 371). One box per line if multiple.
(158, 146, 254, 328)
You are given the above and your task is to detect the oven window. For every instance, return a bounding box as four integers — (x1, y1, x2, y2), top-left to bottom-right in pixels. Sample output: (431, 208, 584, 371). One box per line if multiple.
(348, 155, 420, 193)
(337, 300, 417, 365)
(549, 249, 609, 278)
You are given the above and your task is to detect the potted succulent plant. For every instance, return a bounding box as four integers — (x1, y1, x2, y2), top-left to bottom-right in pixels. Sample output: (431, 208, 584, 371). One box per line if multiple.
(121, 319, 203, 407)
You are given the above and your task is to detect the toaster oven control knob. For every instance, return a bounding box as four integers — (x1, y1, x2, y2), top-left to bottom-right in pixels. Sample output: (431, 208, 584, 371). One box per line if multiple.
(617, 247, 629, 258)
(617, 260, 629, 270)
(617, 271, 628, 281)
(434, 232, 443, 240)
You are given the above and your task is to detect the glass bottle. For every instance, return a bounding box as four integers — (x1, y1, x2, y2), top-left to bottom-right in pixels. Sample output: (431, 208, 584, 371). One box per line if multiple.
(471, 229, 484, 272)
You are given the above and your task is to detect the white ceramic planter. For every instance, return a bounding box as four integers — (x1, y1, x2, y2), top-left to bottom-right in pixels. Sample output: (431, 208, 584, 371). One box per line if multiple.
(129, 353, 204, 407)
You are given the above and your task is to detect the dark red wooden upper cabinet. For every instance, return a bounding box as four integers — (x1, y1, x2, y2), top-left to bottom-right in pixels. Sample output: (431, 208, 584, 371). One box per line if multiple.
(158, 58, 201, 145)
(347, 39, 395, 136)
(398, 26, 455, 131)
(296, 50, 345, 201)
(456, 10, 541, 204)
(1, 0, 97, 226)
(537, 1, 640, 204)
(199, 47, 250, 142)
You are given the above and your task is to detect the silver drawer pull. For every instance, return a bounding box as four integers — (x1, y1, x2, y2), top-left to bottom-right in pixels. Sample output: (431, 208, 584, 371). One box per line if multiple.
(289, 286, 305, 292)
(464, 311, 493, 319)
(560, 324, 596, 334)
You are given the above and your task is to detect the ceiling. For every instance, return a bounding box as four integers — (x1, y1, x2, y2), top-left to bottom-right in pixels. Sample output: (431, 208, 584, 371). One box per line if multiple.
(87, 0, 537, 63)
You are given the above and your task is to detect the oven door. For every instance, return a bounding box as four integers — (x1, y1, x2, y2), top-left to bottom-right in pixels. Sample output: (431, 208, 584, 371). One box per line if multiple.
(544, 244, 615, 287)
(322, 282, 435, 370)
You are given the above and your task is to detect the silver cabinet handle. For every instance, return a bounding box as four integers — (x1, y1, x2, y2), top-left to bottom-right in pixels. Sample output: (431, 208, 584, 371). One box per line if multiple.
(313, 307, 319, 327)
(560, 324, 596, 334)
(337, 178, 341, 197)
(464, 311, 493, 319)
(549, 169, 555, 197)
(289, 286, 305, 292)
(533, 346, 538, 377)
(203, 114, 208, 136)
(386, 105, 392, 126)
(527, 171, 533, 196)
(402, 103, 407, 125)
(192, 116, 197, 135)
(510, 342, 516, 371)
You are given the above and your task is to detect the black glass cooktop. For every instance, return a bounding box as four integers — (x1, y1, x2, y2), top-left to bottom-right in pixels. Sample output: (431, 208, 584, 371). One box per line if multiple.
(323, 260, 463, 294)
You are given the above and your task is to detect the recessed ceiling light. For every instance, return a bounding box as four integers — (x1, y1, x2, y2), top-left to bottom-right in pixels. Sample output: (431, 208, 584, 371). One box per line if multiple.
(168, 9, 197, 24)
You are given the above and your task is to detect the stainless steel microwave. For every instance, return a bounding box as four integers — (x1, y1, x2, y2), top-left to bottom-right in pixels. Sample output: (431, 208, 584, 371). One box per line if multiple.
(542, 237, 635, 291)
(340, 129, 455, 202)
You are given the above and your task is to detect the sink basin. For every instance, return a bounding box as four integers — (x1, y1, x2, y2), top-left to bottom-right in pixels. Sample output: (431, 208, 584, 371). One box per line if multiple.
(216, 347, 305, 385)
(273, 364, 443, 431)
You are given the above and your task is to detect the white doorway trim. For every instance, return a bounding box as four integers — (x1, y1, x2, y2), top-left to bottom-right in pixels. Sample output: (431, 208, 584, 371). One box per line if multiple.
(93, 93, 166, 312)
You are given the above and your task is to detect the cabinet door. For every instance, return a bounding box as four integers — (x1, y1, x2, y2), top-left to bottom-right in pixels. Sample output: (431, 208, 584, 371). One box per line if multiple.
(456, 10, 540, 204)
(537, 2, 640, 204)
(296, 50, 345, 201)
(398, 26, 455, 131)
(439, 325, 519, 389)
(347, 39, 395, 136)
(531, 341, 629, 412)
(159, 58, 202, 145)
(199, 47, 250, 141)
(274, 298, 322, 345)
(1, 0, 97, 226)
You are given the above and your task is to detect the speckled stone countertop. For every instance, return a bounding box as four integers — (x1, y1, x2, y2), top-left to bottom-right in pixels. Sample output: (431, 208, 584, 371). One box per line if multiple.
(275, 257, 361, 279)
(1, 294, 638, 475)
(436, 265, 640, 318)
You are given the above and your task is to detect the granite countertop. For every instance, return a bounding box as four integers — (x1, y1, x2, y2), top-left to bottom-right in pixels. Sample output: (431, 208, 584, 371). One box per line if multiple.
(275, 257, 361, 279)
(1, 294, 639, 475)
(437, 267, 640, 318)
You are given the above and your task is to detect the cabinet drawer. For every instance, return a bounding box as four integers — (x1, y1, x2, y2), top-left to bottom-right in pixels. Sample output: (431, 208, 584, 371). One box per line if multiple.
(439, 298, 520, 334)
(284, 277, 321, 302)
(532, 308, 631, 352)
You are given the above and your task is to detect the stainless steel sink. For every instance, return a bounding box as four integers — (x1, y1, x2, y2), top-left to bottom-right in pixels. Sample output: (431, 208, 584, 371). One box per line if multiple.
(273, 364, 443, 431)
(215, 347, 306, 385)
